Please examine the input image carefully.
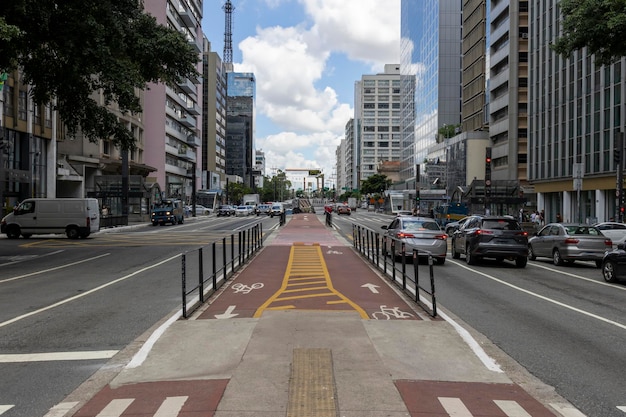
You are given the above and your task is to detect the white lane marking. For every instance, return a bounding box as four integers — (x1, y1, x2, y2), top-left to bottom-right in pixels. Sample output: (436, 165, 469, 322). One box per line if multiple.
(438, 397, 472, 416)
(530, 262, 626, 292)
(96, 399, 134, 417)
(0, 405, 14, 415)
(0, 350, 118, 363)
(417, 295, 502, 372)
(154, 396, 188, 417)
(0, 250, 64, 268)
(42, 402, 79, 417)
(0, 253, 109, 284)
(494, 400, 532, 417)
(451, 260, 626, 331)
(0, 254, 180, 329)
(549, 402, 588, 416)
(617, 405, 626, 412)
(125, 309, 181, 369)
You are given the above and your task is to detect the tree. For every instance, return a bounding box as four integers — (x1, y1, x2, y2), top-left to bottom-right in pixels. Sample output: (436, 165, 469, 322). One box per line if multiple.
(360, 174, 392, 195)
(228, 182, 251, 206)
(551, 0, 626, 66)
(0, 0, 199, 150)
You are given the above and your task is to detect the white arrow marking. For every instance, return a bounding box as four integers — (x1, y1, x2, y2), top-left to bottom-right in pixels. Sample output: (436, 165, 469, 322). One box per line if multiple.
(0, 405, 14, 415)
(617, 406, 626, 412)
(362, 283, 380, 294)
(215, 305, 239, 319)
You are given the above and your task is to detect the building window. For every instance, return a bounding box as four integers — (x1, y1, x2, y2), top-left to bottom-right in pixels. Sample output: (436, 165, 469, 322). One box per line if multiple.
(18, 90, 27, 120)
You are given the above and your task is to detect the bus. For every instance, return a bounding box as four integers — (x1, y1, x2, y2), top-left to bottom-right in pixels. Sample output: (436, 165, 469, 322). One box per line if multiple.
(196, 190, 220, 212)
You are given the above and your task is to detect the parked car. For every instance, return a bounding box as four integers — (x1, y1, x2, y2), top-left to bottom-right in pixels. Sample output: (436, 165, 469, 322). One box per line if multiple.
(235, 205, 250, 217)
(381, 216, 447, 265)
(451, 215, 528, 267)
(337, 204, 351, 215)
(445, 216, 470, 235)
(594, 222, 626, 248)
(256, 204, 272, 215)
(185, 204, 211, 215)
(528, 223, 612, 267)
(601, 243, 626, 282)
(216, 205, 235, 217)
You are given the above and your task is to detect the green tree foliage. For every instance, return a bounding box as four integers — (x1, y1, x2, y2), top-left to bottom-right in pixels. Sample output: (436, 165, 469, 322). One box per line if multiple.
(552, 0, 626, 66)
(260, 172, 292, 202)
(0, 0, 199, 150)
(227, 182, 251, 206)
(360, 174, 392, 195)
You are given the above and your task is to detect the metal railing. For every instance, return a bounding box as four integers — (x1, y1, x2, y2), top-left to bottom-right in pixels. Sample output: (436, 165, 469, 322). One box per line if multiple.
(352, 224, 437, 317)
(181, 223, 263, 318)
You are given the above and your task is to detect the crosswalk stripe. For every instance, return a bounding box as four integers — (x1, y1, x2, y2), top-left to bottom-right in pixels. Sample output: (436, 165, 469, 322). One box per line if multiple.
(43, 402, 79, 417)
(96, 398, 134, 417)
(438, 397, 473, 417)
(494, 400, 532, 417)
(549, 403, 588, 417)
(0, 405, 14, 415)
(154, 396, 188, 417)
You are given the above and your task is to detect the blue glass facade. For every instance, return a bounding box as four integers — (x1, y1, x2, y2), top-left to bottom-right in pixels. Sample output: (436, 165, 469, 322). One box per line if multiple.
(400, 0, 462, 184)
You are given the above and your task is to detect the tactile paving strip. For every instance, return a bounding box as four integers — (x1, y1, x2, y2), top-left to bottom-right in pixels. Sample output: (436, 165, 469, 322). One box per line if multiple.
(287, 348, 339, 417)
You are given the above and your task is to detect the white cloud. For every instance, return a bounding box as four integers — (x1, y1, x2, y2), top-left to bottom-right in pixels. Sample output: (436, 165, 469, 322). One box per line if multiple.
(235, 0, 400, 181)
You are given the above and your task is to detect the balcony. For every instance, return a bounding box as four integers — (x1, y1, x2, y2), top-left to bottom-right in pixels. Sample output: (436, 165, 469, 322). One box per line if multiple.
(186, 134, 201, 147)
(179, 8, 195, 27)
(180, 114, 196, 128)
(179, 78, 197, 95)
(186, 102, 201, 115)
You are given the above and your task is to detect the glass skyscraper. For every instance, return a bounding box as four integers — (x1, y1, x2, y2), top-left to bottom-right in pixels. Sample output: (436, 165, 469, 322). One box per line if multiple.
(400, 0, 462, 186)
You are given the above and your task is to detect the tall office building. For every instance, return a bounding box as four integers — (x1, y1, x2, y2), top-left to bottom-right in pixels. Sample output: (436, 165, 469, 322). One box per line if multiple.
(225, 72, 255, 188)
(355, 64, 402, 183)
(529, 0, 624, 223)
(400, 0, 463, 188)
(488, 0, 529, 184)
(202, 39, 227, 192)
(142, 0, 203, 201)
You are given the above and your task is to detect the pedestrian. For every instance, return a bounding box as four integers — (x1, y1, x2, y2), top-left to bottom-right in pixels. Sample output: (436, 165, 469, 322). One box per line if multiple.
(540, 210, 545, 225)
(556, 212, 562, 223)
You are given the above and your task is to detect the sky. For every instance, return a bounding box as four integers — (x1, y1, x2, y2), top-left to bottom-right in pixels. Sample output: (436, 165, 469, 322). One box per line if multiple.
(201, 0, 400, 185)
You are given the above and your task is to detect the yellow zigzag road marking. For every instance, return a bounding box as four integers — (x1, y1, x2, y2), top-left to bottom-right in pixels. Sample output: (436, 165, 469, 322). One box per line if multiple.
(254, 244, 368, 318)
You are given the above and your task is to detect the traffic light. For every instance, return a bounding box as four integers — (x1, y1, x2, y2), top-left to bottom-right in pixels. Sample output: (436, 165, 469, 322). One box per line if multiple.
(416, 190, 420, 202)
(485, 147, 492, 180)
(615, 147, 622, 166)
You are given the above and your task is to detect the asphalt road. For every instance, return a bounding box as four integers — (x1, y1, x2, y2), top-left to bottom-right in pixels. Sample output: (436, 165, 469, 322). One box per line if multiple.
(331, 210, 626, 417)
(1, 210, 625, 417)
(0, 214, 279, 417)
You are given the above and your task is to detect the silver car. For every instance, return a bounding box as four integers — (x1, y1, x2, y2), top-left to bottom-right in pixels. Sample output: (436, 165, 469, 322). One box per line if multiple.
(528, 223, 613, 267)
(381, 216, 448, 264)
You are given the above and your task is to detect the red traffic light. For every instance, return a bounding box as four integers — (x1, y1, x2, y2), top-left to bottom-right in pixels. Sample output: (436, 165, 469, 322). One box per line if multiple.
(486, 157, 491, 163)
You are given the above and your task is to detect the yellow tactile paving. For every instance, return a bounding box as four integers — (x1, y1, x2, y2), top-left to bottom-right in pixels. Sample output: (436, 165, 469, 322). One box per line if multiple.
(287, 348, 338, 417)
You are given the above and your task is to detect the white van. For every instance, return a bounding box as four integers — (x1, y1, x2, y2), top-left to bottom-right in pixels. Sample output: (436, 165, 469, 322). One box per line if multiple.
(270, 202, 284, 217)
(1, 198, 100, 239)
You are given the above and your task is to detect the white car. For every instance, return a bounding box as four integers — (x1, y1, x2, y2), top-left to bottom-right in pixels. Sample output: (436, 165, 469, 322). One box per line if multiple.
(235, 205, 250, 216)
(594, 222, 626, 248)
(186, 205, 211, 215)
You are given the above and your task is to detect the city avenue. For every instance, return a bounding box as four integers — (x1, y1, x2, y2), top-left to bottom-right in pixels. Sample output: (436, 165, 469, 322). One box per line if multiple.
(0, 211, 624, 417)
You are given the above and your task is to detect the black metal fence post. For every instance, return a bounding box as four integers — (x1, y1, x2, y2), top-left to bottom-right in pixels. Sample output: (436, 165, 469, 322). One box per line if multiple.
(199, 247, 204, 303)
(222, 237, 228, 282)
(212, 242, 217, 290)
(181, 253, 187, 318)
(413, 249, 419, 303)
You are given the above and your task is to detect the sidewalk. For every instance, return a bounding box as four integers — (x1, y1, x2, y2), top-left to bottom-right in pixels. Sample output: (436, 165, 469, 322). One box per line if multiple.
(71, 213, 577, 417)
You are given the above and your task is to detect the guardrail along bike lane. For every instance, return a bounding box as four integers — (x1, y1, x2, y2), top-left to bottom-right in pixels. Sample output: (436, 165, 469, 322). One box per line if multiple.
(71, 213, 567, 417)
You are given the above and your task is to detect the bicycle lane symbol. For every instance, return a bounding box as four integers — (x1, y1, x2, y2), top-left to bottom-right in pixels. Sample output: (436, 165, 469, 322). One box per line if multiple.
(371, 305, 414, 320)
(231, 282, 264, 294)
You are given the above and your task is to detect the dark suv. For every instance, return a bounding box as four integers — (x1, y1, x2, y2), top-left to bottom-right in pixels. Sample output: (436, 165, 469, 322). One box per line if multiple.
(451, 215, 529, 268)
